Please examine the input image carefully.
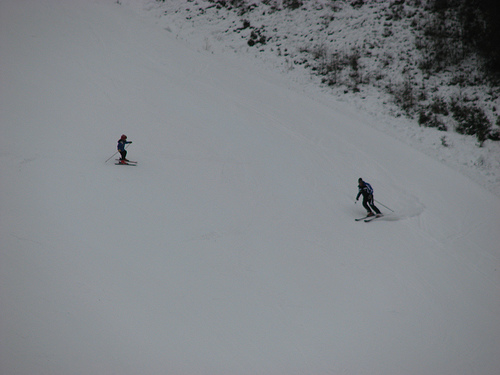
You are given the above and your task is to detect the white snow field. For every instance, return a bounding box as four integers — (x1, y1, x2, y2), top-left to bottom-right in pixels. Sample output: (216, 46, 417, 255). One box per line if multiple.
(1, 1, 499, 374)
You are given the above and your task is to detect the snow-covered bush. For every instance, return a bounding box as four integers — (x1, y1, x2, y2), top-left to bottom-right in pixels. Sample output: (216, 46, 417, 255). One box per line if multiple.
(418, 111, 447, 131)
(451, 101, 492, 146)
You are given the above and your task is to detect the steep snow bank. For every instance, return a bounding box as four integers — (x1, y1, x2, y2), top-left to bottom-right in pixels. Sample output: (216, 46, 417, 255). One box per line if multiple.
(141, 0, 500, 197)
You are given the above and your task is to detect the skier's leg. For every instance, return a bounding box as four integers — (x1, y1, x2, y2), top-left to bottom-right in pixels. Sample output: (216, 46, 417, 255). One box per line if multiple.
(362, 196, 373, 214)
(369, 197, 381, 214)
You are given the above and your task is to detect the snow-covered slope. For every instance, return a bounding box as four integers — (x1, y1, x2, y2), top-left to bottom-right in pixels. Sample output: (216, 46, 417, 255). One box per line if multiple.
(1, 1, 499, 374)
(143, 0, 500, 198)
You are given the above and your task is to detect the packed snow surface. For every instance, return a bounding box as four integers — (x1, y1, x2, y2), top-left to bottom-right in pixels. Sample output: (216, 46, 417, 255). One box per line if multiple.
(1, 1, 499, 374)
(151, 0, 500, 198)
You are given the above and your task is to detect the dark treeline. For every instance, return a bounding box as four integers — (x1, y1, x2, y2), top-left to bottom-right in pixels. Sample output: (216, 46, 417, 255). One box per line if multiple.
(431, 0, 500, 75)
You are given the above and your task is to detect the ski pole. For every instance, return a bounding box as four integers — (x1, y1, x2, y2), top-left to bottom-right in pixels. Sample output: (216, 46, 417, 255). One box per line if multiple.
(105, 151, 118, 163)
(375, 199, 394, 212)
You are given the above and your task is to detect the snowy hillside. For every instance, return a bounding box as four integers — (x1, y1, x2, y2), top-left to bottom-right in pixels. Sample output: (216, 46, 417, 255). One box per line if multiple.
(1, 1, 500, 375)
(136, 0, 500, 197)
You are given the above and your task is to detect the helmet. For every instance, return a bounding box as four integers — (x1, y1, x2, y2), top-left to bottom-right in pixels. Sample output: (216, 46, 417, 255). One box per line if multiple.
(120, 134, 127, 140)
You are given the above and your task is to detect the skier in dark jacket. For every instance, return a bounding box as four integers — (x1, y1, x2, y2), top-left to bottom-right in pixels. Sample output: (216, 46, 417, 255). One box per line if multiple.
(117, 134, 132, 163)
(356, 178, 382, 217)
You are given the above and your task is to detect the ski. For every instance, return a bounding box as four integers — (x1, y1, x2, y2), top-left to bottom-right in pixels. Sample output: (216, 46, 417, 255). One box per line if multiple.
(355, 216, 370, 221)
(115, 159, 137, 163)
(365, 214, 383, 222)
(115, 162, 137, 166)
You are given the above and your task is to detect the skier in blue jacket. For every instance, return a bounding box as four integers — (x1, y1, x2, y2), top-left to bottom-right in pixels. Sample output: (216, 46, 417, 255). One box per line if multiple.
(117, 134, 132, 163)
(356, 178, 382, 217)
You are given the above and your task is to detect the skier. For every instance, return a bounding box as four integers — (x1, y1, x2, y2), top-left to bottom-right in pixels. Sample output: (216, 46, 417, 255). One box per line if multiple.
(117, 134, 132, 163)
(356, 178, 382, 217)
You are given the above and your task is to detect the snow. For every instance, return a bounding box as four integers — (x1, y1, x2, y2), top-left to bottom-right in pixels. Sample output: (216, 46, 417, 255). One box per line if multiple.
(1, 0, 499, 374)
(145, 0, 500, 198)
